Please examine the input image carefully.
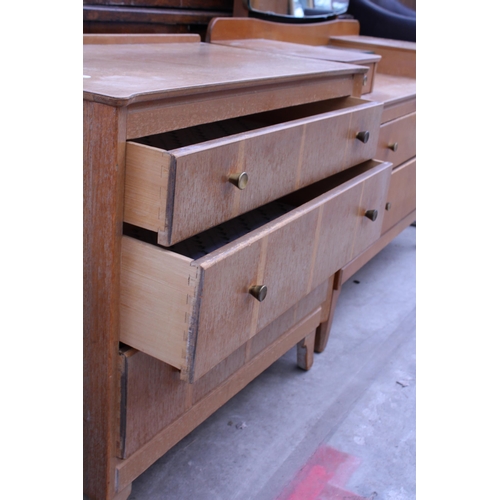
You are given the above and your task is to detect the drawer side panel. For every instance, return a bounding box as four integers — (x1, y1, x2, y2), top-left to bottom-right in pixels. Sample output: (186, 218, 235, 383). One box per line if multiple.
(124, 142, 173, 233)
(120, 236, 199, 372)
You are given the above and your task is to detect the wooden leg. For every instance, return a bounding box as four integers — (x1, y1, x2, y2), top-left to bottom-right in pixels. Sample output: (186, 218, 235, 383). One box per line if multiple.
(297, 330, 315, 370)
(314, 270, 343, 353)
(113, 484, 132, 500)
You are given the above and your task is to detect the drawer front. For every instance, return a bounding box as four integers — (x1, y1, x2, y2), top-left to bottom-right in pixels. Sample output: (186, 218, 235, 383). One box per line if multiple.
(381, 158, 416, 234)
(376, 112, 416, 168)
(120, 160, 392, 382)
(124, 98, 383, 245)
(118, 279, 329, 459)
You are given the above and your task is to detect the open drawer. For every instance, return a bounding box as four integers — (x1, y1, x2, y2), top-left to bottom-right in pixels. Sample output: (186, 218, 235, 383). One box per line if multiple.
(120, 160, 392, 382)
(124, 96, 383, 246)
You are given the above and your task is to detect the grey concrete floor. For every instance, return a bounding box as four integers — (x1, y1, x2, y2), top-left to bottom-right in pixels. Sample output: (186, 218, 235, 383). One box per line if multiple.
(87, 225, 416, 500)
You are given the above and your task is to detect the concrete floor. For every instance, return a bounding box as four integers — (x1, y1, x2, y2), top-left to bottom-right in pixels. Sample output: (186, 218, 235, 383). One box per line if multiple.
(87, 225, 416, 500)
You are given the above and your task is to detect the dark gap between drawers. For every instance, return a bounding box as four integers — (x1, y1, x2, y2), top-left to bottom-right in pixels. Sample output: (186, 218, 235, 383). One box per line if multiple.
(123, 160, 375, 259)
(124, 199, 296, 260)
(132, 96, 358, 150)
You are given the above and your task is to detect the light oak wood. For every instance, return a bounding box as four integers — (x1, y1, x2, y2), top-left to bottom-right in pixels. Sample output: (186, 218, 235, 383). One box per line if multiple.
(120, 237, 200, 378)
(341, 209, 416, 284)
(315, 207, 416, 352)
(206, 17, 360, 45)
(329, 35, 416, 78)
(367, 73, 416, 124)
(247, 278, 330, 361)
(211, 38, 380, 65)
(83, 33, 200, 44)
(297, 331, 316, 370)
(120, 160, 391, 382)
(209, 38, 380, 94)
(314, 270, 342, 353)
(124, 97, 383, 244)
(125, 75, 356, 139)
(375, 112, 416, 167)
(119, 279, 329, 458)
(123, 142, 172, 235)
(313, 46, 416, 358)
(83, 41, 365, 107)
(115, 307, 323, 491)
(84, 101, 127, 500)
(381, 158, 416, 234)
(84, 34, 416, 499)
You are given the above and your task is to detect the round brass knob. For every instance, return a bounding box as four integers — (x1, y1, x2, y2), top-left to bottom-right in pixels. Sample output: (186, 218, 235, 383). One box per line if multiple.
(388, 142, 399, 152)
(385, 202, 392, 211)
(228, 172, 249, 190)
(365, 209, 378, 221)
(249, 284, 267, 302)
(356, 131, 370, 143)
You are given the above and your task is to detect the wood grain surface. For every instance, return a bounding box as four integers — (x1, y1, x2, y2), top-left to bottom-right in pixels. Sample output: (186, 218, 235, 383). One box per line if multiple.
(210, 38, 381, 65)
(381, 158, 416, 234)
(84, 33, 200, 44)
(84, 101, 126, 499)
(206, 17, 360, 45)
(375, 112, 416, 166)
(83, 41, 365, 106)
(124, 98, 382, 244)
(329, 35, 416, 78)
(115, 307, 323, 491)
(119, 160, 392, 382)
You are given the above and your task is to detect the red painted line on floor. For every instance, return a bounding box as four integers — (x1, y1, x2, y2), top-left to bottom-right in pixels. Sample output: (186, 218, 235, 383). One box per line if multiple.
(276, 445, 365, 500)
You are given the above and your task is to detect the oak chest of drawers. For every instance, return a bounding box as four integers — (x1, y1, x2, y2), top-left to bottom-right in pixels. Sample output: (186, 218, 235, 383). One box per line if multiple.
(83, 26, 405, 500)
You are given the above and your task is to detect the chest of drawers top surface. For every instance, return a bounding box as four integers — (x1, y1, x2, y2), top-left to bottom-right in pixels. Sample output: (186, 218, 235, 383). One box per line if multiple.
(83, 40, 367, 106)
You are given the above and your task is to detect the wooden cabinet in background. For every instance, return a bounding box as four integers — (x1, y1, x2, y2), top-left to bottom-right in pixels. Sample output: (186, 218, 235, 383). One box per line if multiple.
(83, 0, 233, 37)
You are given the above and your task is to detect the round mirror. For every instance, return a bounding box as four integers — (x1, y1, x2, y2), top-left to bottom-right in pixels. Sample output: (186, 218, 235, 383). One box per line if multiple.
(246, 0, 350, 23)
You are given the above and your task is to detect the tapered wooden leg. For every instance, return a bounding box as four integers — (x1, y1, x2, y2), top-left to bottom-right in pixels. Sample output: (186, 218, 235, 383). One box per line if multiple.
(113, 484, 132, 500)
(297, 330, 316, 370)
(314, 270, 343, 353)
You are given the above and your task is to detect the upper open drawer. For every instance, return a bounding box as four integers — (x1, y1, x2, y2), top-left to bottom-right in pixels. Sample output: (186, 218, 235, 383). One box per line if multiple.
(121, 159, 391, 383)
(124, 96, 383, 246)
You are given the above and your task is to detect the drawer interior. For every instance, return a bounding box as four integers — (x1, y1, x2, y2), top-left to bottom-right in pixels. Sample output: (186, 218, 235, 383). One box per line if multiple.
(132, 96, 369, 152)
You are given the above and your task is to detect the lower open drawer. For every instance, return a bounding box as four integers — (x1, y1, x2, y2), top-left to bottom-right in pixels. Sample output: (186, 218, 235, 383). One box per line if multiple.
(120, 159, 392, 382)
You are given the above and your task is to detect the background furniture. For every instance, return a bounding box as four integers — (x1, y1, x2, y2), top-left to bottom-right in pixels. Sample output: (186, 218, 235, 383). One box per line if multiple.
(207, 16, 416, 355)
(84, 22, 402, 499)
(83, 0, 233, 38)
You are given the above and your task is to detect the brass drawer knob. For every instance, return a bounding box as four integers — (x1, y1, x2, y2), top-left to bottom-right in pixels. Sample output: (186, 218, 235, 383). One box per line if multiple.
(365, 209, 378, 221)
(356, 131, 370, 143)
(385, 202, 392, 211)
(228, 172, 249, 190)
(249, 284, 267, 302)
(388, 142, 399, 152)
